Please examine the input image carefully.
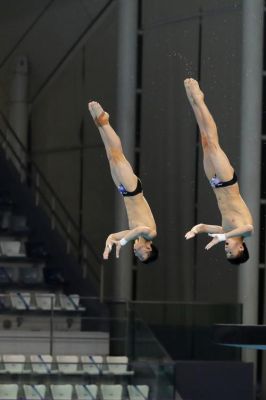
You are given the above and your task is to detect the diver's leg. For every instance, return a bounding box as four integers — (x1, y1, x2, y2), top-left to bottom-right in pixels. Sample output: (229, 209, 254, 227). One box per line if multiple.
(184, 78, 234, 181)
(88, 101, 138, 190)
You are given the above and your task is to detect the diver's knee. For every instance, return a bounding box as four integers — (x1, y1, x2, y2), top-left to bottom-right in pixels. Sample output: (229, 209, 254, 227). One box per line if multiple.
(108, 147, 124, 163)
(204, 140, 220, 154)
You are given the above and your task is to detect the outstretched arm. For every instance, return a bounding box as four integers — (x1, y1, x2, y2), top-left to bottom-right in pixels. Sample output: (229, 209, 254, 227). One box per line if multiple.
(185, 223, 223, 240)
(224, 224, 254, 239)
(103, 226, 157, 259)
(205, 224, 254, 250)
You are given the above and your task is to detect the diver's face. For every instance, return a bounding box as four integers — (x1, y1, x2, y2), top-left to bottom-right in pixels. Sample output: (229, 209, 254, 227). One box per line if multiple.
(224, 238, 244, 259)
(133, 241, 152, 262)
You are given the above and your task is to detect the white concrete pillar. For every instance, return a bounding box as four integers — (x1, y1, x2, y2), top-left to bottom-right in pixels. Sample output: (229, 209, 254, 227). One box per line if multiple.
(113, 0, 138, 300)
(239, 0, 263, 367)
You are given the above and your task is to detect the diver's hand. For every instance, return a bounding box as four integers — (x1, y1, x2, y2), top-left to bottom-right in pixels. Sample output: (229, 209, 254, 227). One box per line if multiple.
(103, 236, 122, 259)
(205, 233, 226, 250)
(185, 224, 204, 240)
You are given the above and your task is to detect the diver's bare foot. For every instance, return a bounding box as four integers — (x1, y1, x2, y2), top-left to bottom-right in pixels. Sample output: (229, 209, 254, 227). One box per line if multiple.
(88, 101, 110, 126)
(184, 78, 204, 106)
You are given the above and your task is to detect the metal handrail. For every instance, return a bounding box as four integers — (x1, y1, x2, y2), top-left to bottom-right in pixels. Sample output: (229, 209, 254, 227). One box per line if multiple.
(0, 110, 102, 287)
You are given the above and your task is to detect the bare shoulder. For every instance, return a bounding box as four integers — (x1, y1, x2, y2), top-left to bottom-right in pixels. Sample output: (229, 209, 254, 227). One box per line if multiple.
(135, 226, 157, 239)
(143, 226, 157, 239)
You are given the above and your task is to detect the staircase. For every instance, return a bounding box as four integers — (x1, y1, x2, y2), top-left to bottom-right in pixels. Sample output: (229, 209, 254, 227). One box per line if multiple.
(0, 110, 103, 300)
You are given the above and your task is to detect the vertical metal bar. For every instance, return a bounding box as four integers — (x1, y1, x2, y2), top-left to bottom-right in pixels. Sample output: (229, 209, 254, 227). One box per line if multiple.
(20, 164, 25, 183)
(3, 130, 8, 159)
(82, 244, 87, 278)
(66, 221, 71, 253)
(78, 116, 84, 263)
(100, 263, 104, 303)
(51, 196, 55, 230)
(49, 295, 54, 356)
(35, 172, 40, 206)
(125, 300, 130, 356)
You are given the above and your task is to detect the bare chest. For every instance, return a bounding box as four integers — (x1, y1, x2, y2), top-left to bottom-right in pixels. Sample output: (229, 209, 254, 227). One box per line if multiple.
(124, 195, 156, 230)
(214, 187, 253, 229)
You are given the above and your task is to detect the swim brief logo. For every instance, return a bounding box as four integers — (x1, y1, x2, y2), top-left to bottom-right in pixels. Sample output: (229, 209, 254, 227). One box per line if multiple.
(118, 184, 128, 195)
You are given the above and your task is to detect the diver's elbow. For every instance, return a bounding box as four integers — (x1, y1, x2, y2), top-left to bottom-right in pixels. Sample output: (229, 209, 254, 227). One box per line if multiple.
(247, 224, 254, 235)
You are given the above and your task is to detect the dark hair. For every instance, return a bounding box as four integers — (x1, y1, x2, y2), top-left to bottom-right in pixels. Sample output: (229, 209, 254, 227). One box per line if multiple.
(141, 244, 159, 264)
(227, 242, 249, 265)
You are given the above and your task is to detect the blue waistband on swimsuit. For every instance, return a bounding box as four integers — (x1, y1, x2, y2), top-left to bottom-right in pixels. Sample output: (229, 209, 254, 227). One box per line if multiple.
(210, 172, 238, 189)
(117, 179, 143, 197)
